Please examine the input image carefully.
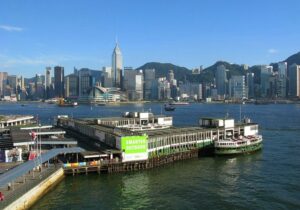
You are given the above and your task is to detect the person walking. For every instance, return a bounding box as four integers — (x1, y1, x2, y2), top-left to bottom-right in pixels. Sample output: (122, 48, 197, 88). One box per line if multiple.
(0, 192, 4, 201)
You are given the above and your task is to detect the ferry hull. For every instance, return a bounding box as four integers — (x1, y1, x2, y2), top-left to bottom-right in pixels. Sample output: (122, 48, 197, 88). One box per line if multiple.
(214, 142, 262, 155)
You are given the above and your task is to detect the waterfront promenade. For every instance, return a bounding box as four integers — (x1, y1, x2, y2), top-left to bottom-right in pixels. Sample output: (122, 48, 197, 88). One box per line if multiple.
(0, 147, 84, 209)
(0, 164, 59, 209)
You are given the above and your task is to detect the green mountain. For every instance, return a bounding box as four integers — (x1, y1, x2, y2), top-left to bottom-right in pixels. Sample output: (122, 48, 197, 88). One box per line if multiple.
(136, 51, 300, 84)
(284, 51, 300, 65)
(136, 62, 191, 81)
(187, 61, 247, 83)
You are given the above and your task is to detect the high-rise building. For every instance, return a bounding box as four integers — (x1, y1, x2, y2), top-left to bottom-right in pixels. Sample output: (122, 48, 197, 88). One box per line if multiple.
(45, 67, 52, 99)
(112, 42, 123, 88)
(0, 72, 8, 97)
(102, 66, 113, 88)
(260, 65, 273, 97)
(157, 77, 171, 100)
(179, 82, 202, 100)
(144, 69, 156, 100)
(246, 73, 255, 99)
(17, 76, 26, 101)
(288, 63, 300, 98)
(123, 67, 134, 91)
(65, 74, 79, 98)
(79, 69, 94, 98)
(277, 62, 287, 98)
(54, 66, 65, 98)
(123, 69, 143, 100)
(17, 76, 25, 90)
(229, 75, 247, 100)
(134, 72, 143, 101)
(35, 74, 44, 99)
(216, 65, 227, 98)
(45, 67, 51, 88)
(7, 75, 18, 95)
(168, 70, 175, 82)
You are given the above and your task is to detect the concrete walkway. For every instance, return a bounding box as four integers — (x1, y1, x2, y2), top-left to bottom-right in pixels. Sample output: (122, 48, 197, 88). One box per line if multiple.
(0, 164, 60, 209)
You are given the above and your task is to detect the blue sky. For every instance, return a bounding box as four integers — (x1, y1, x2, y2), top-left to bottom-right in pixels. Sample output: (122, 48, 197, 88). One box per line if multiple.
(0, 0, 300, 77)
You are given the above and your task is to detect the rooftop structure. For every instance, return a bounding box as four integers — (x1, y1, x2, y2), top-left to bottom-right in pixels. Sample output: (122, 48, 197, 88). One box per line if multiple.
(0, 115, 34, 128)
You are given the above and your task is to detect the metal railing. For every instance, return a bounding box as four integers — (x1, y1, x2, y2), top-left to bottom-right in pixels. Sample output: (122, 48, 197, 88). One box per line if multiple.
(0, 164, 61, 209)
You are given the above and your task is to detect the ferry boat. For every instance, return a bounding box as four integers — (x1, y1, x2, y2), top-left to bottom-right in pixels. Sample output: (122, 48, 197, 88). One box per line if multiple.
(169, 101, 189, 105)
(164, 104, 175, 111)
(199, 117, 263, 155)
(58, 98, 78, 107)
(214, 135, 262, 155)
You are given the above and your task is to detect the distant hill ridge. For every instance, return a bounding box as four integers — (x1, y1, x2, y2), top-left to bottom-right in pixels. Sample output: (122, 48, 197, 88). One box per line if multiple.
(136, 62, 190, 81)
(136, 51, 300, 83)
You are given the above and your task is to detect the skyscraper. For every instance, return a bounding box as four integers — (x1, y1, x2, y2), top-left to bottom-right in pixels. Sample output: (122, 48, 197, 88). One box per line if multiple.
(246, 73, 255, 98)
(54, 66, 65, 98)
(45, 67, 52, 99)
(168, 70, 175, 82)
(65, 74, 79, 98)
(102, 66, 113, 88)
(7, 75, 18, 95)
(216, 65, 227, 98)
(144, 69, 156, 100)
(260, 65, 273, 97)
(229, 75, 247, 100)
(288, 63, 300, 98)
(35, 74, 44, 99)
(112, 42, 123, 88)
(277, 62, 287, 98)
(0, 72, 8, 97)
(123, 68, 143, 100)
(45, 67, 51, 88)
(78, 69, 94, 98)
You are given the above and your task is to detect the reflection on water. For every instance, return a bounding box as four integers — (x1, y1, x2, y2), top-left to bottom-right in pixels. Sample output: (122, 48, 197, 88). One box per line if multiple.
(119, 173, 150, 209)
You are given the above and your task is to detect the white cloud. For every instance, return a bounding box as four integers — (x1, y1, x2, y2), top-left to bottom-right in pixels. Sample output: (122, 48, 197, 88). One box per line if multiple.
(268, 48, 279, 54)
(0, 25, 23, 32)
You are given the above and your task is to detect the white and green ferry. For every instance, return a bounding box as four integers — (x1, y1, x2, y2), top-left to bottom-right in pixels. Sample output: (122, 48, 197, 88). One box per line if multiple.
(199, 117, 263, 155)
(214, 135, 262, 155)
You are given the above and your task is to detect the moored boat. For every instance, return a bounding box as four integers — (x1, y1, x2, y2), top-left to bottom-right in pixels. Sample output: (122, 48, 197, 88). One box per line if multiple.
(199, 117, 263, 155)
(57, 98, 78, 107)
(169, 101, 189, 105)
(214, 135, 262, 155)
(164, 104, 175, 111)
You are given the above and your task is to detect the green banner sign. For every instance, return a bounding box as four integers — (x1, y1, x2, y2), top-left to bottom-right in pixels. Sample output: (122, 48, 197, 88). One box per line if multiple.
(121, 135, 148, 154)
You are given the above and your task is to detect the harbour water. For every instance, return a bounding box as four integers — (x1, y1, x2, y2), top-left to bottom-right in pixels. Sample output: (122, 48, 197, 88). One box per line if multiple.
(1, 102, 300, 209)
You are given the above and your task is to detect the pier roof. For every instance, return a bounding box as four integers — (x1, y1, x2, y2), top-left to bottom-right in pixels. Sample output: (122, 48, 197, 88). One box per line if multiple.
(10, 127, 77, 146)
(0, 115, 34, 123)
(134, 126, 217, 137)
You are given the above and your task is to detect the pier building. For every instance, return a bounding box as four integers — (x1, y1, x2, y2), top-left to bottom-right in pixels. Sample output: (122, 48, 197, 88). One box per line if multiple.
(0, 115, 34, 128)
(57, 112, 259, 164)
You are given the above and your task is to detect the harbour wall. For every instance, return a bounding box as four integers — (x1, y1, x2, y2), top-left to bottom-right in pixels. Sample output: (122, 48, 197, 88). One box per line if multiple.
(64, 147, 214, 175)
(4, 168, 64, 210)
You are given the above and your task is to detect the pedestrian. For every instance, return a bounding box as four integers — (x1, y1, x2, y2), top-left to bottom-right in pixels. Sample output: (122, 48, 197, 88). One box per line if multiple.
(0, 192, 4, 201)
(7, 182, 11, 191)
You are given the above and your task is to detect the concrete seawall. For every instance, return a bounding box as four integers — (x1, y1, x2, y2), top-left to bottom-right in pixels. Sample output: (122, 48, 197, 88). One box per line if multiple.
(4, 167, 64, 210)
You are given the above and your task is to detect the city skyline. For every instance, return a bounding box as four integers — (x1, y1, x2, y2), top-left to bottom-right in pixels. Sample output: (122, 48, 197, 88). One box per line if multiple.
(1, 0, 300, 77)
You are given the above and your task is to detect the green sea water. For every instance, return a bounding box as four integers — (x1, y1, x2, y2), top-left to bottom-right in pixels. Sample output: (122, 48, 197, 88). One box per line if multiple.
(1, 102, 299, 209)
